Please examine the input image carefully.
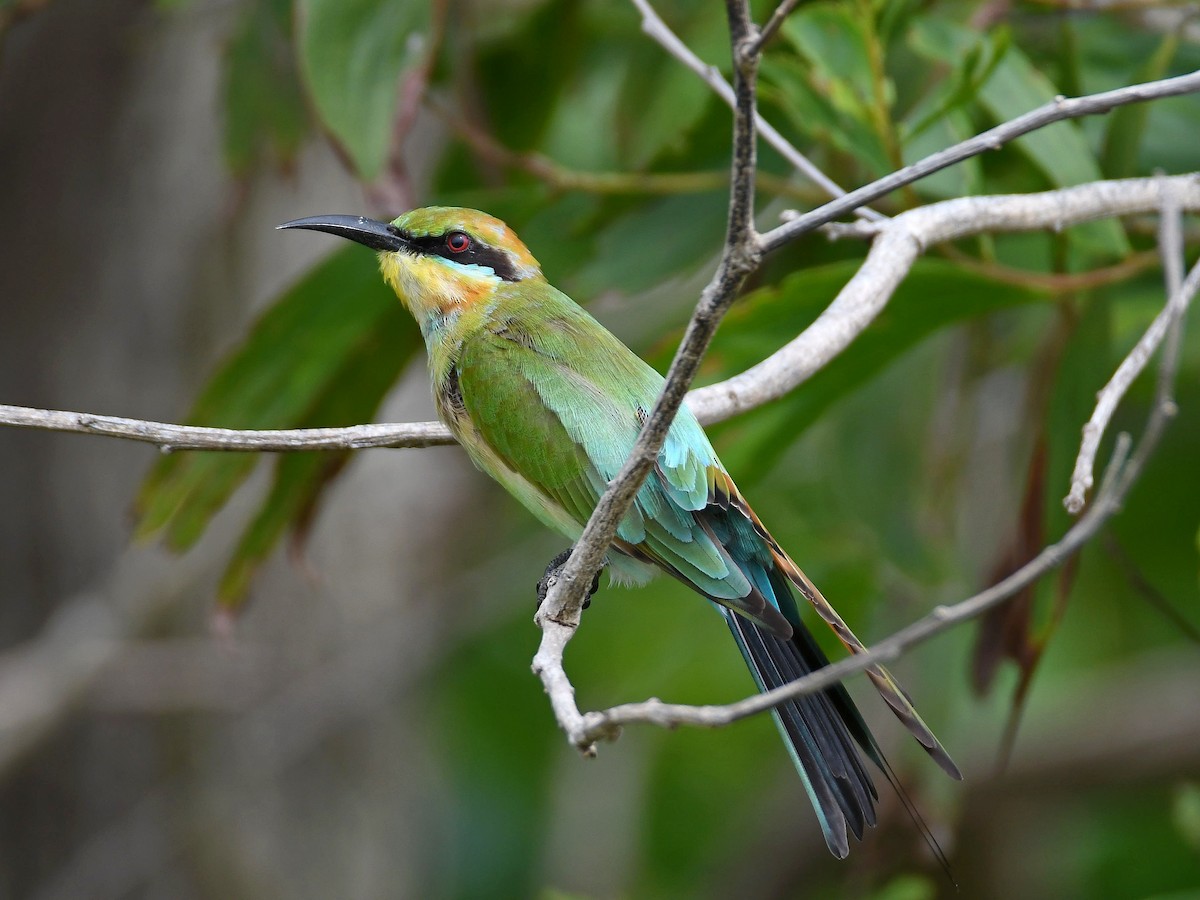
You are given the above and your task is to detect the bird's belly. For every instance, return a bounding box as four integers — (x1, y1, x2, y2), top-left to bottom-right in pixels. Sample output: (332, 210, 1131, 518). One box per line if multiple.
(452, 420, 585, 539)
(446, 415, 659, 588)
(606, 552, 657, 586)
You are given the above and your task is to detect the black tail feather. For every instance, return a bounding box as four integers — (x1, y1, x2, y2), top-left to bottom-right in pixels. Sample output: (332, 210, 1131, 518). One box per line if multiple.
(726, 609, 956, 880)
(726, 611, 878, 857)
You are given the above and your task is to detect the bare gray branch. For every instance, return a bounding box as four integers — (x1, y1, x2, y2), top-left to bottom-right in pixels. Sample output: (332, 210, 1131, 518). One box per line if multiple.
(689, 174, 1200, 423)
(0, 404, 455, 451)
(760, 71, 1200, 252)
(1065, 179, 1195, 513)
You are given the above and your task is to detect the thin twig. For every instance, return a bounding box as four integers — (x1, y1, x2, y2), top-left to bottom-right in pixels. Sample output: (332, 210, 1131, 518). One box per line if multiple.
(941, 246, 1161, 293)
(760, 70, 1200, 253)
(0, 405, 455, 451)
(1115, 193, 1195, 496)
(747, 0, 801, 56)
(1064, 178, 1192, 513)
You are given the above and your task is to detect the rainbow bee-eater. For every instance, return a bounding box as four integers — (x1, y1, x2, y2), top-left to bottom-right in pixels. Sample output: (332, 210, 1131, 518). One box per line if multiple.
(279, 207, 961, 858)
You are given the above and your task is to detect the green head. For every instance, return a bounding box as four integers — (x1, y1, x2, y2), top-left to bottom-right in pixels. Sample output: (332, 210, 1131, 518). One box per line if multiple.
(278, 207, 543, 324)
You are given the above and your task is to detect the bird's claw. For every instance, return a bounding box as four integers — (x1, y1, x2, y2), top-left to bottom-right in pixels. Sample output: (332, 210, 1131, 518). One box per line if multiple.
(536, 548, 602, 611)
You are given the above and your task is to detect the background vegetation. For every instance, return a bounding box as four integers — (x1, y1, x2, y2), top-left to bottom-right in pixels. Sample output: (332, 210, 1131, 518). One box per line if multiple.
(1, 0, 1198, 897)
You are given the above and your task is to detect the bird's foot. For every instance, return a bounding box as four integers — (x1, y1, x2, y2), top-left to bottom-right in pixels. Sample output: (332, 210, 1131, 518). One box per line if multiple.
(536, 548, 603, 611)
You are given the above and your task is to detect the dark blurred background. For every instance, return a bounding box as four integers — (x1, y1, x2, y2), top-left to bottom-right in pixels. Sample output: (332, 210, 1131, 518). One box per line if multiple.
(1, 1, 1199, 898)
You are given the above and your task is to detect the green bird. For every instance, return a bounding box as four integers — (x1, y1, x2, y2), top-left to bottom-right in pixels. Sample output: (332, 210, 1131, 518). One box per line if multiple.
(279, 207, 961, 858)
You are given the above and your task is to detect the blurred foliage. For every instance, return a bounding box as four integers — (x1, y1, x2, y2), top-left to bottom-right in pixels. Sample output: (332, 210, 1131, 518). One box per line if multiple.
(222, 0, 308, 174)
(135, 247, 420, 608)
(296, 0, 430, 179)
(134, 0, 1200, 896)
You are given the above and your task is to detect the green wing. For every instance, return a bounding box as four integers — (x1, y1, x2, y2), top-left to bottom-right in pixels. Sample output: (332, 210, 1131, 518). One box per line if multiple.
(455, 288, 785, 630)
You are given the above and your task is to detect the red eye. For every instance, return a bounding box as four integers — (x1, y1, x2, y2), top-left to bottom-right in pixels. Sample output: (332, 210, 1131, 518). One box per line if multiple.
(446, 231, 470, 253)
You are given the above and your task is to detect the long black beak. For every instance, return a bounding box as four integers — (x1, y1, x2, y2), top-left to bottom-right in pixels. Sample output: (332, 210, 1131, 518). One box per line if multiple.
(276, 214, 408, 252)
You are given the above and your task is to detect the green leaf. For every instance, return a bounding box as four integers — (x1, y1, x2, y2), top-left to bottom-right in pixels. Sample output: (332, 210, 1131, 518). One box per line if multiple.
(222, 0, 309, 175)
(1101, 30, 1179, 178)
(978, 44, 1102, 187)
(1173, 783, 1200, 853)
(760, 55, 891, 177)
(769, 3, 894, 176)
(618, 8, 724, 169)
(295, 0, 428, 180)
(695, 259, 1048, 476)
(782, 4, 875, 117)
(539, 55, 624, 172)
(473, 0, 583, 153)
(568, 192, 727, 297)
(876, 0, 922, 47)
(136, 246, 416, 556)
(902, 28, 1008, 145)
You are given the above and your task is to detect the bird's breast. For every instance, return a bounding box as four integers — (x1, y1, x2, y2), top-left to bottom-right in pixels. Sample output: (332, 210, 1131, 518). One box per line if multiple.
(381, 252, 498, 331)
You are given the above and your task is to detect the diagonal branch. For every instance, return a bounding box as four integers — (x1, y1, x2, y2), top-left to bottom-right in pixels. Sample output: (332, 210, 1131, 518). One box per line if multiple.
(576, 435, 1130, 738)
(688, 174, 1200, 422)
(573, 251, 1200, 743)
(759, 70, 1200, 253)
(1064, 177, 1190, 513)
(535, 171, 1200, 751)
